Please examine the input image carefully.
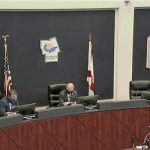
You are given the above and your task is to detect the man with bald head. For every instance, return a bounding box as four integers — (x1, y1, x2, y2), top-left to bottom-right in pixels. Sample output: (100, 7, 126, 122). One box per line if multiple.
(59, 83, 77, 106)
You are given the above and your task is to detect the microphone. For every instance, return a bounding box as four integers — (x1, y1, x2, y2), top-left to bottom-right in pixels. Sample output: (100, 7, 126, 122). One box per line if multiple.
(131, 133, 136, 144)
(131, 133, 136, 150)
(142, 126, 150, 146)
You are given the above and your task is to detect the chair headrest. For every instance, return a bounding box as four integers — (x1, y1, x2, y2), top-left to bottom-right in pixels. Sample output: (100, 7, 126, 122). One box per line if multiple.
(49, 84, 66, 94)
(130, 80, 150, 90)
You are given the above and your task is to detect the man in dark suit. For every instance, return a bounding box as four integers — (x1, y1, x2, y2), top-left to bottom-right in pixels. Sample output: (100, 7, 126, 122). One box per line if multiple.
(0, 89, 19, 116)
(59, 83, 77, 106)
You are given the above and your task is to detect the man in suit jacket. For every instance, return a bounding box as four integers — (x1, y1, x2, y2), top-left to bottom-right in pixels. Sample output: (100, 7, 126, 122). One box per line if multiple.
(59, 83, 77, 106)
(0, 89, 19, 116)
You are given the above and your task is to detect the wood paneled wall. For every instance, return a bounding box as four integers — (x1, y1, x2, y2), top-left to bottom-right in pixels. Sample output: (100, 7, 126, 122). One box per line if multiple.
(0, 108, 150, 150)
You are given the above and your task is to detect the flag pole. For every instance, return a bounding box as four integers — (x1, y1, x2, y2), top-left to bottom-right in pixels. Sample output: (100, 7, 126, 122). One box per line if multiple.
(2, 34, 10, 95)
(89, 33, 91, 42)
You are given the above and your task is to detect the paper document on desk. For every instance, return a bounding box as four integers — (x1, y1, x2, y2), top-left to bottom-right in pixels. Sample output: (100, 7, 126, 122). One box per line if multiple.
(136, 145, 148, 149)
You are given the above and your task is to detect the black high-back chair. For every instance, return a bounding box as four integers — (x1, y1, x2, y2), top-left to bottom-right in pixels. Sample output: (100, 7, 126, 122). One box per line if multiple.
(129, 80, 150, 99)
(48, 84, 66, 107)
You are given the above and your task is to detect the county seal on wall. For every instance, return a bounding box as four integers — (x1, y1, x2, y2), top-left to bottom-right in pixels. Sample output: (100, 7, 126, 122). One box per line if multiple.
(40, 37, 60, 62)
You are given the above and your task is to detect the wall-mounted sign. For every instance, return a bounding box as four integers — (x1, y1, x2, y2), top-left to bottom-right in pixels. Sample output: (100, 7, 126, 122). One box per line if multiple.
(147, 36, 150, 68)
(40, 37, 60, 62)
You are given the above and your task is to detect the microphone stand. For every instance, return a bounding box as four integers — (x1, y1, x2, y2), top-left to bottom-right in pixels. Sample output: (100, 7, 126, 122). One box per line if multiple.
(142, 126, 150, 149)
(131, 133, 136, 150)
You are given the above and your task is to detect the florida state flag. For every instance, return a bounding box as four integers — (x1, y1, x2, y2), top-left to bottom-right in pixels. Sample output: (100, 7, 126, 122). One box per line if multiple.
(87, 35, 94, 95)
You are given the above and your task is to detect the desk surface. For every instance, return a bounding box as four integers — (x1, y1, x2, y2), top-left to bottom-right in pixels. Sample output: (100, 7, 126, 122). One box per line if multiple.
(0, 99, 149, 129)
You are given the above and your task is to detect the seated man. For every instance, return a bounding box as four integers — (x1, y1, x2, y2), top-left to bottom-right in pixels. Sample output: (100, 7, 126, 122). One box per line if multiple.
(0, 89, 19, 116)
(59, 83, 77, 106)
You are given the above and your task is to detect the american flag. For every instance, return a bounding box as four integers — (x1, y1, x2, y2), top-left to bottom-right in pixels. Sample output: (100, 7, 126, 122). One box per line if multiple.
(4, 51, 12, 96)
(87, 35, 94, 95)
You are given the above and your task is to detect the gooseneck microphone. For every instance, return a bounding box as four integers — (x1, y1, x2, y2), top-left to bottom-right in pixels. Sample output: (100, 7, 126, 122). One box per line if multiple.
(142, 126, 150, 148)
(131, 133, 136, 149)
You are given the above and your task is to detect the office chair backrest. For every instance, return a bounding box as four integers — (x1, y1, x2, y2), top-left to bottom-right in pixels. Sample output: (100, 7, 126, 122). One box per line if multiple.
(129, 80, 150, 99)
(48, 84, 66, 106)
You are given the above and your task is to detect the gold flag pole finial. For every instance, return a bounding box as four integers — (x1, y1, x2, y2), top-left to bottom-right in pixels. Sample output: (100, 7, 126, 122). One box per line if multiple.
(2, 34, 9, 58)
(2, 34, 9, 43)
(2, 34, 9, 39)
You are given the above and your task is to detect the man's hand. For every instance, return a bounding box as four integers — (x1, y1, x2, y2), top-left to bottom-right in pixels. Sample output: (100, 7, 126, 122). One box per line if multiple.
(63, 102, 71, 106)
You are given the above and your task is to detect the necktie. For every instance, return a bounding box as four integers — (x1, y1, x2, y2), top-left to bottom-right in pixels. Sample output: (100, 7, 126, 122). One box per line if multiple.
(9, 103, 12, 111)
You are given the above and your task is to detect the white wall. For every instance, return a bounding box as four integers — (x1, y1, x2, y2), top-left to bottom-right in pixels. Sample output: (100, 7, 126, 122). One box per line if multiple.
(114, 2, 134, 100)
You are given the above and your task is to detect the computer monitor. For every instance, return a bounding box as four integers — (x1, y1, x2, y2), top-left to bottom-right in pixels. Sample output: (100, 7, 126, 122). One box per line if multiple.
(12, 103, 36, 115)
(77, 95, 98, 106)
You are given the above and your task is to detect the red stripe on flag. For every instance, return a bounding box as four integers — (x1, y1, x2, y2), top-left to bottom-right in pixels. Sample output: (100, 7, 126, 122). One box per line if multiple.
(7, 79, 12, 94)
(4, 77, 12, 96)
(90, 82, 94, 91)
(87, 36, 94, 95)
(87, 70, 92, 77)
